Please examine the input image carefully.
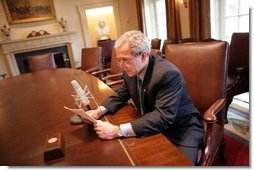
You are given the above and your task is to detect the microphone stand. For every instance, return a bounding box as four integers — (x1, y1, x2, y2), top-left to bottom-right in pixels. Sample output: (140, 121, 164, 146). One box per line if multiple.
(69, 97, 91, 125)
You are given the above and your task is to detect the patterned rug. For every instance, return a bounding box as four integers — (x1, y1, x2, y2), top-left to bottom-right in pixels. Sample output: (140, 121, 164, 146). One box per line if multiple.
(212, 93, 250, 166)
(224, 93, 249, 141)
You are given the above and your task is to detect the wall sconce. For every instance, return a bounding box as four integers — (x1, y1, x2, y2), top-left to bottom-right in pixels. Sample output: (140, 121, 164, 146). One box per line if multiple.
(183, 0, 188, 8)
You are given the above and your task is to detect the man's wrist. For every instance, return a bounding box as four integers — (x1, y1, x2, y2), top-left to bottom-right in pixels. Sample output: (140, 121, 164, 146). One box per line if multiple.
(97, 106, 108, 117)
(116, 126, 123, 138)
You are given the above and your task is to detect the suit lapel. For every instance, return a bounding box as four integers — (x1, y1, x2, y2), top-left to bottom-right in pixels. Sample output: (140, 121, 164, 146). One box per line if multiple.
(140, 56, 155, 114)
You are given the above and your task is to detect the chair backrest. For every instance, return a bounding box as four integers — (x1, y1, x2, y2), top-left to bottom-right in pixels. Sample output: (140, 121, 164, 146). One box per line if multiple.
(151, 38, 161, 49)
(179, 38, 197, 44)
(161, 39, 175, 54)
(110, 49, 123, 75)
(98, 40, 116, 68)
(165, 41, 228, 116)
(228, 32, 249, 74)
(81, 47, 102, 71)
(200, 38, 218, 42)
(28, 53, 56, 72)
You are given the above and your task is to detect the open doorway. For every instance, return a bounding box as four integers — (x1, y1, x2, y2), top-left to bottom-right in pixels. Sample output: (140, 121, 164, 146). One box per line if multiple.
(78, 1, 121, 47)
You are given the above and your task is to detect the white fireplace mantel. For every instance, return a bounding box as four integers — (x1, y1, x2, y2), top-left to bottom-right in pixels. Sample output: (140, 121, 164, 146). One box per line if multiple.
(0, 31, 76, 76)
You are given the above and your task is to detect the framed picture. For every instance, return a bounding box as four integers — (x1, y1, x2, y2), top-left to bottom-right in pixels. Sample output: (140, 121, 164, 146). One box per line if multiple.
(1, 0, 56, 24)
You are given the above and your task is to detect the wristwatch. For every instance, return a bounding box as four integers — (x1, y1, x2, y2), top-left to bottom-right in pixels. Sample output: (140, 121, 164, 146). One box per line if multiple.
(116, 126, 123, 137)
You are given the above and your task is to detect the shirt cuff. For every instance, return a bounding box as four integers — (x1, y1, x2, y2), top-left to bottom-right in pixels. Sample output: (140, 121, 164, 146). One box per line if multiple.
(97, 106, 108, 116)
(119, 123, 136, 137)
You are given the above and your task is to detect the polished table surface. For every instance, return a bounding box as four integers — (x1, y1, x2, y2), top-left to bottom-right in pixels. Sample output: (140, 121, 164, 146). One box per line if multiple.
(0, 68, 193, 166)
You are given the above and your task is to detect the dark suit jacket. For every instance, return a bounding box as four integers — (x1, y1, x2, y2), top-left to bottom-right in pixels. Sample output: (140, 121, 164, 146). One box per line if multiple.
(102, 56, 204, 147)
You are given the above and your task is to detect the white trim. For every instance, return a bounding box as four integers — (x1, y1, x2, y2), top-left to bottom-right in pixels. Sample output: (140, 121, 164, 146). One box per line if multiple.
(78, 0, 121, 47)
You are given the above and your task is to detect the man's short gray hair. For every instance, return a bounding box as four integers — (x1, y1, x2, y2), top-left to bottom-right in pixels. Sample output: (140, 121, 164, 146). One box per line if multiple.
(115, 30, 151, 55)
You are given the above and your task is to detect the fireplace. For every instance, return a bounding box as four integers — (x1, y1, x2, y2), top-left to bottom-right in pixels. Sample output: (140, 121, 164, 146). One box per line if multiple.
(15, 45, 71, 74)
(0, 31, 76, 76)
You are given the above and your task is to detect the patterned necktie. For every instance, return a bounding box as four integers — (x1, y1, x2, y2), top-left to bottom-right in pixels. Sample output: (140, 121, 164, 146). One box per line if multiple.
(137, 76, 144, 115)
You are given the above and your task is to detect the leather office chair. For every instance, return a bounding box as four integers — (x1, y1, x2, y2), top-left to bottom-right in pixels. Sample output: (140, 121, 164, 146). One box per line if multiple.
(161, 39, 175, 58)
(80, 47, 103, 75)
(161, 39, 175, 54)
(92, 49, 123, 90)
(151, 38, 161, 49)
(150, 49, 162, 56)
(200, 38, 218, 42)
(27, 53, 56, 72)
(165, 41, 229, 166)
(225, 32, 249, 123)
(98, 40, 116, 69)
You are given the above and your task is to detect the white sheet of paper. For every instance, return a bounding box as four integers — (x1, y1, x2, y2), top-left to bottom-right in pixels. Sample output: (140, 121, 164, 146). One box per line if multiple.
(64, 106, 97, 123)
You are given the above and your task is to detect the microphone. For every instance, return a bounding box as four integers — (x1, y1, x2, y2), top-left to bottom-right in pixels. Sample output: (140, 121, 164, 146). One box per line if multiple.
(69, 80, 91, 125)
(71, 80, 91, 110)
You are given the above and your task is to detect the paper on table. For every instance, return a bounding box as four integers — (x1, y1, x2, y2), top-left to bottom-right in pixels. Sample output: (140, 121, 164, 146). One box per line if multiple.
(64, 106, 97, 123)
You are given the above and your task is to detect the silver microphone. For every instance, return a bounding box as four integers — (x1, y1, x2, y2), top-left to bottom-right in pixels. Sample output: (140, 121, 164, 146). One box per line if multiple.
(71, 80, 91, 110)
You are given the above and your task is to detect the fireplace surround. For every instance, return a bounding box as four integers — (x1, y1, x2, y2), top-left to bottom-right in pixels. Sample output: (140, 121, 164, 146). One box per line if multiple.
(0, 31, 76, 76)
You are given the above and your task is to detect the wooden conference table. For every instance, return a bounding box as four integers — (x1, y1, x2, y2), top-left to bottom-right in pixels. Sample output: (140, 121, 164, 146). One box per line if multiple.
(0, 68, 193, 166)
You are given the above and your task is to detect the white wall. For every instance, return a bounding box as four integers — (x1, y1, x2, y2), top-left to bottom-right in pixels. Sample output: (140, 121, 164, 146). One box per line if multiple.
(0, 0, 139, 78)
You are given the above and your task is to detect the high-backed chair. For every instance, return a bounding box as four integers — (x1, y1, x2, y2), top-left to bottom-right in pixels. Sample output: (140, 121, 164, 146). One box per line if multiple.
(200, 38, 218, 42)
(161, 39, 175, 58)
(225, 32, 249, 123)
(92, 49, 123, 90)
(151, 38, 161, 49)
(98, 40, 116, 69)
(161, 39, 175, 54)
(165, 41, 229, 166)
(80, 47, 103, 75)
(150, 49, 162, 56)
(27, 53, 56, 72)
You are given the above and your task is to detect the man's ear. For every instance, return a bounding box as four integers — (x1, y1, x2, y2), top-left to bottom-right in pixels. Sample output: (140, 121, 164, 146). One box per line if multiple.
(141, 51, 148, 62)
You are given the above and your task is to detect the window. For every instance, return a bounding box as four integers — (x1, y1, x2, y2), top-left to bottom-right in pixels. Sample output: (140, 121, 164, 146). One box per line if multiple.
(144, 0, 167, 41)
(210, 0, 249, 42)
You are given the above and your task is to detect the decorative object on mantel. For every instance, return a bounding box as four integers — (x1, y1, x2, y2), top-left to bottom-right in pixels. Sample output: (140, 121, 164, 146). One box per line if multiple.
(1, 24, 11, 40)
(27, 30, 50, 38)
(59, 18, 67, 32)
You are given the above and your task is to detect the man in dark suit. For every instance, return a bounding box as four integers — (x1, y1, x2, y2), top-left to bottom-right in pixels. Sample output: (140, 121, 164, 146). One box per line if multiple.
(85, 30, 204, 164)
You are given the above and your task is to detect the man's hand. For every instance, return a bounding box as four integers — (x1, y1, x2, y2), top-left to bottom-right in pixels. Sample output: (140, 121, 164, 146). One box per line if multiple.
(82, 108, 102, 124)
(94, 121, 121, 140)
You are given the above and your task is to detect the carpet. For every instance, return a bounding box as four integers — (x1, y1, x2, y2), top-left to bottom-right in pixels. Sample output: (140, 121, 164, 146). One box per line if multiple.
(212, 93, 250, 166)
(212, 133, 249, 166)
(225, 92, 249, 141)
(224, 107, 249, 141)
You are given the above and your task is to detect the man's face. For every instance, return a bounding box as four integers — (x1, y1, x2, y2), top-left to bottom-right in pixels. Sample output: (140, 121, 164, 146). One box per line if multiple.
(116, 43, 145, 77)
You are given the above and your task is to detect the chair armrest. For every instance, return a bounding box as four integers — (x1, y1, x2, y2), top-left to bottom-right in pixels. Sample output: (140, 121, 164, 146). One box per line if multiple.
(151, 49, 162, 56)
(92, 68, 111, 76)
(236, 66, 249, 75)
(107, 79, 124, 87)
(85, 66, 101, 74)
(227, 66, 249, 91)
(199, 123, 224, 166)
(199, 98, 225, 166)
(203, 98, 225, 123)
(101, 73, 123, 81)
